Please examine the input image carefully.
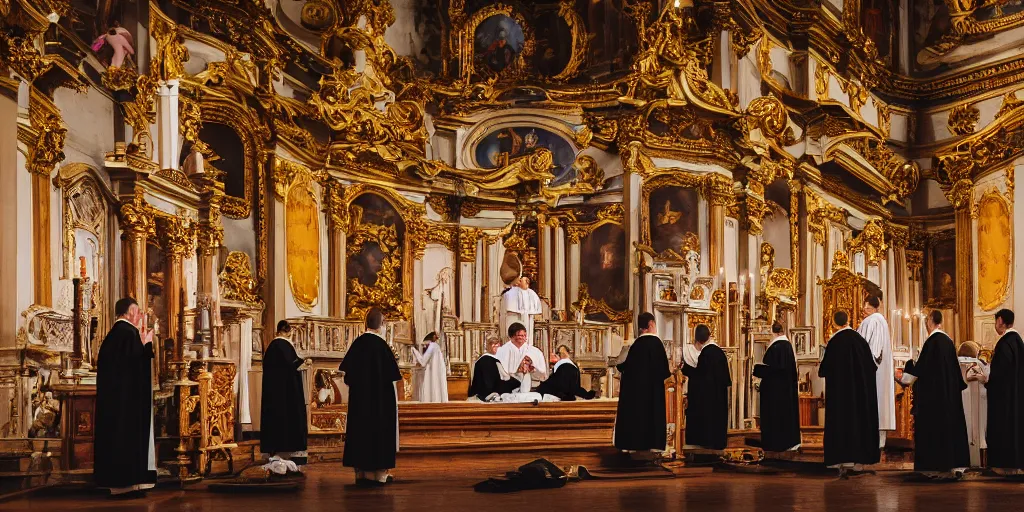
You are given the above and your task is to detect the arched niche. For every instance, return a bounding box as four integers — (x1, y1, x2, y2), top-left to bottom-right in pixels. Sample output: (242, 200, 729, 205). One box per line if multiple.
(179, 122, 249, 216)
(463, 113, 582, 182)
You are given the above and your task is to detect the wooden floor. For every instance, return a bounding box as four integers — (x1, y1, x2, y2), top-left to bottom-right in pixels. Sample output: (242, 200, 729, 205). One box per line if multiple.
(6, 462, 1024, 511)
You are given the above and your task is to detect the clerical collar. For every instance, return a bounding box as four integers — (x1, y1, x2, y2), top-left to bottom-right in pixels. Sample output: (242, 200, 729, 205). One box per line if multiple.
(115, 318, 139, 331)
(768, 335, 788, 349)
(553, 358, 576, 372)
(481, 353, 499, 361)
(833, 326, 852, 335)
(363, 331, 385, 340)
(1004, 328, 1019, 337)
(699, 340, 718, 351)
(928, 329, 947, 338)
(636, 333, 659, 340)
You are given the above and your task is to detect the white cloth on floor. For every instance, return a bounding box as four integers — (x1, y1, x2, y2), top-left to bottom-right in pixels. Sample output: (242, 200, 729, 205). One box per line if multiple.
(493, 392, 561, 403)
(262, 456, 300, 475)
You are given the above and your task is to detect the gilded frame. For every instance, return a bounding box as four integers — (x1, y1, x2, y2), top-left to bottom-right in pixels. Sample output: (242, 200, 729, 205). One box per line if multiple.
(568, 204, 630, 323)
(640, 172, 707, 263)
(547, 0, 589, 82)
(197, 99, 260, 220)
(460, 4, 535, 81)
(924, 229, 957, 309)
(975, 188, 1013, 311)
(279, 160, 322, 313)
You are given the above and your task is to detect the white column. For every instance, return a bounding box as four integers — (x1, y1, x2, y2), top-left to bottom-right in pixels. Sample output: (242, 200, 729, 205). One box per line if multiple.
(540, 223, 552, 317)
(554, 226, 566, 313)
(157, 79, 180, 170)
(569, 242, 581, 315)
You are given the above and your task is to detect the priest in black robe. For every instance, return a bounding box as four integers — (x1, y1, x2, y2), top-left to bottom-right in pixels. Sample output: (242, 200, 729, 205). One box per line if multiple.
(469, 337, 521, 401)
(614, 312, 671, 452)
(537, 344, 596, 401)
(983, 309, 1024, 474)
(681, 324, 732, 450)
(260, 320, 309, 466)
(339, 308, 402, 486)
(753, 322, 801, 452)
(899, 310, 968, 476)
(818, 311, 880, 476)
(94, 298, 156, 498)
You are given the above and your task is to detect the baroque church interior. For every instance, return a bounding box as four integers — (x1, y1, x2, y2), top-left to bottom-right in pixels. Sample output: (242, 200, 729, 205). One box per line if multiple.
(1, 0, 1023, 499)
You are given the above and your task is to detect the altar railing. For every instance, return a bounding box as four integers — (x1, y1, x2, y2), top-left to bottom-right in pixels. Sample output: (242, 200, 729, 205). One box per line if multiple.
(284, 316, 364, 359)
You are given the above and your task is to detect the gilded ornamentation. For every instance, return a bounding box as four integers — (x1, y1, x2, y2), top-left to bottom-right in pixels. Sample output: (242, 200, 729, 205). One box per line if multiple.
(757, 36, 772, 79)
(996, 90, 1024, 119)
(151, 15, 189, 81)
(849, 138, 921, 205)
(831, 250, 851, 272)
(572, 284, 630, 323)
(459, 227, 481, 261)
(745, 95, 794, 147)
(156, 216, 196, 257)
(27, 105, 67, 177)
(937, 154, 975, 210)
(876, 103, 891, 140)
(285, 171, 322, 313)
(840, 79, 869, 113)
(1007, 167, 1016, 198)
(323, 181, 349, 232)
(976, 189, 1012, 311)
(814, 62, 830, 100)
(732, 26, 763, 59)
(346, 216, 408, 320)
(905, 250, 924, 281)
(806, 188, 847, 244)
(426, 195, 453, 222)
(219, 251, 262, 305)
(848, 219, 888, 265)
(1, 34, 48, 82)
(947, 104, 980, 136)
(179, 95, 203, 148)
(549, 0, 588, 82)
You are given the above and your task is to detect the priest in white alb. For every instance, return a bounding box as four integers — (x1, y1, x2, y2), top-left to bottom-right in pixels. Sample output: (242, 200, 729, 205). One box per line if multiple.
(502, 277, 544, 346)
(958, 341, 988, 467)
(496, 322, 548, 392)
(411, 332, 448, 403)
(858, 295, 894, 448)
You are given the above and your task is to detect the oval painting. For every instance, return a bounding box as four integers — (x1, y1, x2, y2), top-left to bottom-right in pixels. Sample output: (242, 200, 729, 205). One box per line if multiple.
(977, 192, 1012, 310)
(474, 127, 576, 182)
(286, 176, 321, 312)
(474, 14, 526, 75)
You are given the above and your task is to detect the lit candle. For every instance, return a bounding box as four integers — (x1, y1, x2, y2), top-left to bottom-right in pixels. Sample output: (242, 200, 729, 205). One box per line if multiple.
(79, 256, 87, 278)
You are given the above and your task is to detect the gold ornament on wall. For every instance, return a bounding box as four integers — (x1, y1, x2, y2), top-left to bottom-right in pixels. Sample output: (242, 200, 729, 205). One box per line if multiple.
(814, 61, 830, 100)
(219, 252, 262, 306)
(947, 104, 980, 136)
(976, 189, 1012, 311)
(285, 167, 322, 313)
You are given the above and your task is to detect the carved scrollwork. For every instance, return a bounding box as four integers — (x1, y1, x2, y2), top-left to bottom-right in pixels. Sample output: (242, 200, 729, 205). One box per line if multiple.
(848, 218, 888, 266)
(948, 104, 980, 136)
(219, 251, 262, 306)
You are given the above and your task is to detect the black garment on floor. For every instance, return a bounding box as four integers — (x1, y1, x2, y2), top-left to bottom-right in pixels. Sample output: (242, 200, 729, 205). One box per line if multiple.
(613, 334, 671, 451)
(818, 328, 880, 467)
(93, 320, 157, 489)
(536, 360, 595, 401)
(986, 330, 1024, 470)
(904, 331, 969, 472)
(468, 354, 521, 400)
(753, 338, 801, 452)
(682, 343, 732, 450)
(340, 333, 402, 471)
(261, 337, 308, 454)
(473, 458, 568, 493)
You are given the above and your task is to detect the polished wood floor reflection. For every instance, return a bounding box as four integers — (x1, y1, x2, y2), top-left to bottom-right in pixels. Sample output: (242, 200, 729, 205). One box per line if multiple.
(5, 464, 1024, 511)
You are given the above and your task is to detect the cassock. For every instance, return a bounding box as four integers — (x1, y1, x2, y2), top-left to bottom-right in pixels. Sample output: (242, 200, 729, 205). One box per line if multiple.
(93, 319, 157, 491)
(985, 328, 1024, 470)
(614, 334, 671, 451)
(468, 354, 521, 400)
(260, 337, 308, 455)
(340, 332, 402, 471)
(753, 336, 801, 452)
(682, 342, 732, 450)
(495, 341, 548, 390)
(901, 330, 969, 472)
(502, 287, 543, 345)
(818, 327, 880, 467)
(536, 359, 596, 401)
(411, 341, 448, 403)
(858, 312, 895, 437)
(958, 356, 988, 467)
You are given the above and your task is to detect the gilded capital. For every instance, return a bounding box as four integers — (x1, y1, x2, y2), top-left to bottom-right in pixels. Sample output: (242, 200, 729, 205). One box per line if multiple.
(322, 181, 349, 232)
(119, 192, 155, 238)
(157, 216, 197, 258)
(704, 174, 734, 206)
(196, 221, 225, 256)
(459, 227, 480, 261)
(27, 111, 67, 177)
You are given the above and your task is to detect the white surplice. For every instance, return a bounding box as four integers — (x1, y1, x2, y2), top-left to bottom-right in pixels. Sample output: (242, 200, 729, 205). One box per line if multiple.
(858, 312, 895, 432)
(502, 286, 543, 345)
(495, 340, 548, 391)
(959, 356, 989, 467)
(411, 341, 448, 403)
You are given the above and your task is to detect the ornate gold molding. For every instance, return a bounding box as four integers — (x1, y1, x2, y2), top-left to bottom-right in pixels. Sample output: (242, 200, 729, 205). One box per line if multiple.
(948, 104, 980, 136)
(848, 218, 888, 265)
(814, 61, 830, 100)
(219, 251, 262, 305)
(156, 215, 197, 258)
(805, 188, 847, 245)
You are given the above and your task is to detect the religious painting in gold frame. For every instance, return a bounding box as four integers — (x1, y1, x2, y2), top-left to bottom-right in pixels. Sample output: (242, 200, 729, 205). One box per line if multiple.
(461, 5, 535, 81)
(346, 192, 407, 320)
(641, 174, 704, 263)
(285, 172, 321, 312)
(926, 231, 956, 307)
(573, 206, 629, 323)
(976, 189, 1012, 311)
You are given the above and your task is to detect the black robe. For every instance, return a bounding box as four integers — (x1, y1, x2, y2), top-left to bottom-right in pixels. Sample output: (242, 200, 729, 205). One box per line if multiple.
(614, 334, 671, 451)
(904, 331, 969, 472)
(682, 343, 732, 450)
(468, 354, 521, 400)
(536, 360, 595, 401)
(260, 337, 308, 454)
(340, 333, 402, 470)
(753, 338, 801, 452)
(986, 330, 1024, 470)
(93, 320, 157, 489)
(818, 328, 880, 466)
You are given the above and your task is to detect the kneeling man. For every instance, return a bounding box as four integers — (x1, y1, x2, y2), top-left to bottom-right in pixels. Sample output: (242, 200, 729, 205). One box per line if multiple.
(469, 337, 521, 401)
(537, 345, 596, 401)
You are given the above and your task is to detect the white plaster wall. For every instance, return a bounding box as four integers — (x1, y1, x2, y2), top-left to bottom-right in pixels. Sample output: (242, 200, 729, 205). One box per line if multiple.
(223, 216, 257, 272)
(725, 218, 738, 282)
(889, 112, 908, 143)
(417, 244, 455, 339)
(737, 53, 761, 109)
(386, 0, 427, 59)
(763, 210, 791, 269)
(55, 87, 114, 171)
